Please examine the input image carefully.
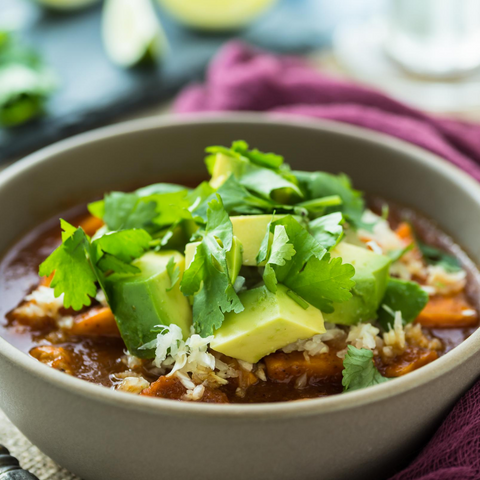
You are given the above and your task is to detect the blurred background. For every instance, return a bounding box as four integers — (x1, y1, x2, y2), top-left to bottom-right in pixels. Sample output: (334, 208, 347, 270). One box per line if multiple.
(1, 0, 480, 163)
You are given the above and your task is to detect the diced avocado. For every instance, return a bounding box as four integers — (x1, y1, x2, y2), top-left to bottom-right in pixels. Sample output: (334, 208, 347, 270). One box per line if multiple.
(210, 284, 326, 363)
(210, 153, 245, 189)
(324, 242, 391, 325)
(105, 251, 192, 358)
(185, 236, 242, 284)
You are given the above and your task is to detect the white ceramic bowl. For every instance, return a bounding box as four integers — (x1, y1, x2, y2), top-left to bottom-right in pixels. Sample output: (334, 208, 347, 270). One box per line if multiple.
(0, 114, 479, 480)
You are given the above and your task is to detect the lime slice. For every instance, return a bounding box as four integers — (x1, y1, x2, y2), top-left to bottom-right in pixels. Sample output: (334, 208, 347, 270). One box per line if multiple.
(157, 0, 277, 31)
(32, 0, 100, 11)
(102, 0, 168, 68)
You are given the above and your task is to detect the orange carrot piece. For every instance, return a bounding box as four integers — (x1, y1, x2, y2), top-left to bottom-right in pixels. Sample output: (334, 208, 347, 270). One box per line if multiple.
(39, 272, 54, 287)
(265, 350, 344, 383)
(78, 215, 104, 237)
(416, 294, 478, 328)
(382, 348, 438, 378)
(69, 307, 120, 337)
(141, 375, 228, 403)
(30, 345, 73, 375)
(395, 222, 414, 243)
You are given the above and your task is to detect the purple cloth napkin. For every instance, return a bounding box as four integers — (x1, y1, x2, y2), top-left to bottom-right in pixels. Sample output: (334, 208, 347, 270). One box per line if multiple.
(174, 41, 480, 480)
(175, 41, 480, 182)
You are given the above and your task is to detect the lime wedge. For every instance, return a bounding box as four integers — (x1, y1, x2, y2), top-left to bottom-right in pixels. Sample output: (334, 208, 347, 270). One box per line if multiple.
(32, 0, 100, 11)
(102, 0, 168, 68)
(157, 0, 277, 30)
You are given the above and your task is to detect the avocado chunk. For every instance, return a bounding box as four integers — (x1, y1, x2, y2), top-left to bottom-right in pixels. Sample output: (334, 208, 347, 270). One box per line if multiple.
(323, 242, 391, 325)
(210, 284, 326, 363)
(106, 251, 192, 358)
(185, 236, 243, 284)
(210, 153, 245, 189)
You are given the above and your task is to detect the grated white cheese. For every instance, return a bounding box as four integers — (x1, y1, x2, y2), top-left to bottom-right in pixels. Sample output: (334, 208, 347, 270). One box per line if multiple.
(18, 286, 65, 320)
(383, 311, 406, 351)
(366, 240, 383, 255)
(183, 384, 206, 401)
(347, 323, 380, 350)
(358, 210, 405, 253)
(95, 289, 109, 308)
(122, 352, 143, 369)
(57, 316, 74, 330)
(141, 324, 217, 401)
(117, 376, 150, 394)
(426, 265, 466, 295)
(237, 360, 254, 372)
(282, 323, 345, 356)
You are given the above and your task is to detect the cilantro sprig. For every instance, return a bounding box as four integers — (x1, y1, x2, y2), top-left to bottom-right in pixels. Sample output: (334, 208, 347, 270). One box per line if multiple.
(180, 196, 244, 336)
(258, 215, 355, 312)
(342, 346, 389, 392)
(39, 219, 151, 310)
(377, 277, 428, 330)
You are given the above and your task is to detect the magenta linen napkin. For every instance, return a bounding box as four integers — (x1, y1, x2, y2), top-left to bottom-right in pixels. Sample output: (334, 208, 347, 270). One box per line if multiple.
(175, 41, 480, 182)
(174, 41, 480, 480)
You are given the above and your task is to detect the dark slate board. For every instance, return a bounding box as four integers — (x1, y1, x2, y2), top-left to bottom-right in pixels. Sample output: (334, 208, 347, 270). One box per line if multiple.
(0, 0, 380, 162)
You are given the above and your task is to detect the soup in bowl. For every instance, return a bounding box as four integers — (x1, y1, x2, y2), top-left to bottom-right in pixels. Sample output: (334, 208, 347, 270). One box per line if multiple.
(0, 114, 479, 480)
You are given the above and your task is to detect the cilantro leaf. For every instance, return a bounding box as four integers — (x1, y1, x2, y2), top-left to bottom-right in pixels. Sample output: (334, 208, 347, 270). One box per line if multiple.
(88, 185, 190, 232)
(181, 196, 244, 336)
(94, 229, 152, 264)
(206, 140, 284, 170)
(263, 225, 296, 293)
(294, 171, 369, 229)
(39, 221, 98, 310)
(377, 277, 429, 329)
(206, 142, 302, 201)
(240, 162, 302, 200)
(102, 192, 157, 231)
(417, 241, 462, 272)
(284, 255, 355, 312)
(96, 255, 140, 275)
(39, 221, 152, 311)
(256, 215, 355, 312)
(342, 346, 389, 392)
(309, 212, 344, 250)
(269, 216, 327, 280)
(194, 175, 305, 221)
(166, 255, 180, 292)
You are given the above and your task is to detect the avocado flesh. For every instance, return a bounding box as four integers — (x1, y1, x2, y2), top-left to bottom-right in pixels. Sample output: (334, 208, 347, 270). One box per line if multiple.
(210, 153, 245, 189)
(210, 284, 326, 363)
(324, 242, 391, 325)
(185, 236, 243, 284)
(106, 251, 192, 358)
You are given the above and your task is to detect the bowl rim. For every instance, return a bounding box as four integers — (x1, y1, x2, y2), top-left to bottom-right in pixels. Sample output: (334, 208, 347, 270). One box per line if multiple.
(1, 112, 479, 419)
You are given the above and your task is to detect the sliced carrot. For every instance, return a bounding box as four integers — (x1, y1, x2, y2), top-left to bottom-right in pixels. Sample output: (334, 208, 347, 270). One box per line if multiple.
(264, 350, 344, 383)
(78, 215, 104, 237)
(140, 375, 186, 399)
(395, 222, 415, 243)
(381, 348, 438, 378)
(30, 346, 73, 375)
(416, 294, 478, 328)
(69, 307, 120, 337)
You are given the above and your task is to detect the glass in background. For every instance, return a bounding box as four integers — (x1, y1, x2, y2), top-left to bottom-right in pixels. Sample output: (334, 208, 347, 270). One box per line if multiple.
(386, 0, 480, 79)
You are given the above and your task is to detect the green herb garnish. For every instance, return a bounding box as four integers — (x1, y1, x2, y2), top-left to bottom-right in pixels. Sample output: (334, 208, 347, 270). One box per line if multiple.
(377, 277, 429, 329)
(342, 346, 389, 392)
